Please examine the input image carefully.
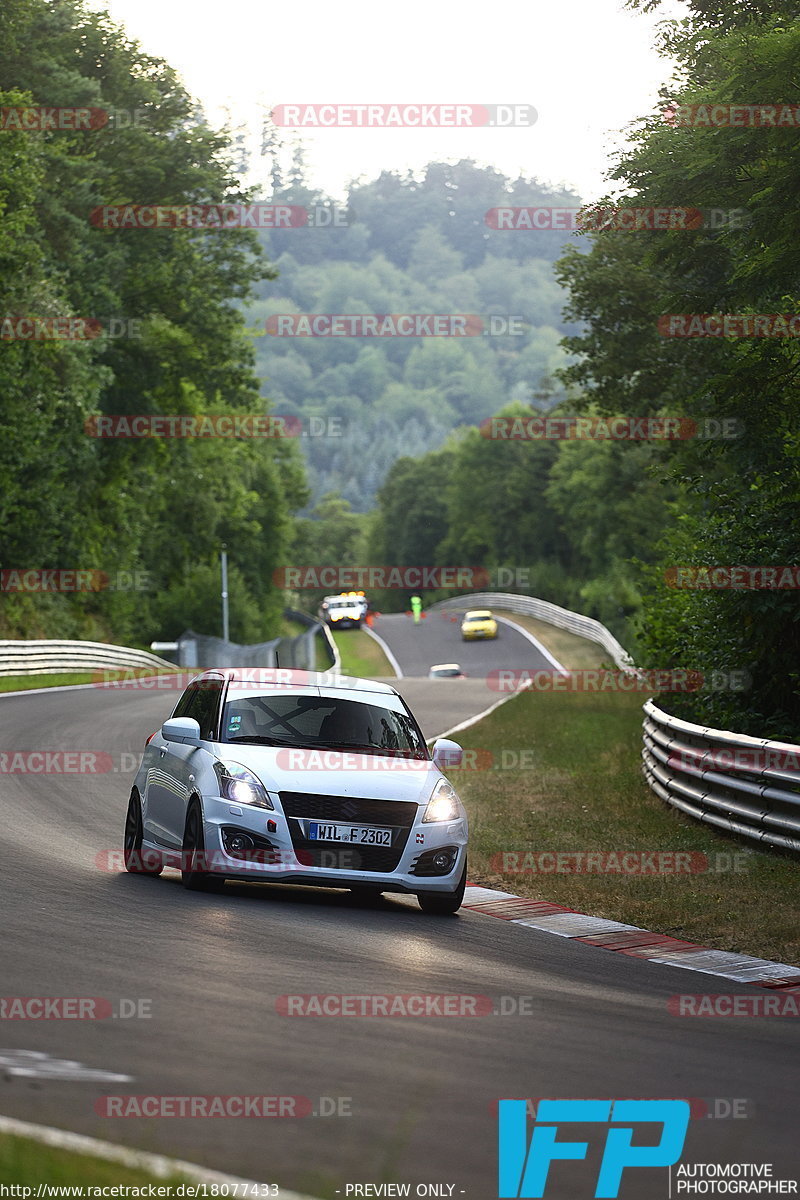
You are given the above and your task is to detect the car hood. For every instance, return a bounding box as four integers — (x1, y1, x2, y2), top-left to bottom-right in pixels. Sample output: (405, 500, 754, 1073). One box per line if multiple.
(212, 743, 442, 804)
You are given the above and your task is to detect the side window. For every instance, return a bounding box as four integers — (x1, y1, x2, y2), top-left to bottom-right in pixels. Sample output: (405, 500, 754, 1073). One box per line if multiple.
(173, 685, 199, 720)
(172, 679, 223, 740)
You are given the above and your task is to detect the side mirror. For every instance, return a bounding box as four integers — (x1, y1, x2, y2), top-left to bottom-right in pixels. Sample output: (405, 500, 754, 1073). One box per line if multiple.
(161, 717, 201, 745)
(431, 738, 463, 769)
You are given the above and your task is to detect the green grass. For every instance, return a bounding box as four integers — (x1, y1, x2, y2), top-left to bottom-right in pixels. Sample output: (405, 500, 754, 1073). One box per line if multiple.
(0, 1132, 189, 1187)
(0, 669, 188, 693)
(332, 628, 393, 678)
(448, 688, 800, 965)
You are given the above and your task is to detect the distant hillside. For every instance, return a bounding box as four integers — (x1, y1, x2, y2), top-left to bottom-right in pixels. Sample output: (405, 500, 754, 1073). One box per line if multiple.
(244, 159, 584, 510)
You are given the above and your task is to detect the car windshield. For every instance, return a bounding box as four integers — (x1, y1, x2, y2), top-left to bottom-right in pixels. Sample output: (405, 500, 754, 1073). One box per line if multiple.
(221, 693, 428, 758)
(465, 613, 491, 622)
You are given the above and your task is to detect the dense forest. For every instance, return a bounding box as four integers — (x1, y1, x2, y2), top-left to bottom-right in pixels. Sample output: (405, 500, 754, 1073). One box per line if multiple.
(0, 0, 306, 645)
(245, 158, 581, 511)
(2, 0, 799, 737)
(361, 0, 800, 736)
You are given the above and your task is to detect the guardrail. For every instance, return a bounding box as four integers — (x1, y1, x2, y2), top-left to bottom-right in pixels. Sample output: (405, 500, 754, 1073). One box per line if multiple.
(432, 591, 799, 855)
(173, 612, 340, 673)
(0, 639, 176, 677)
(642, 701, 800, 853)
(430, 591, 634, 670)
(284, 608, 340, 674)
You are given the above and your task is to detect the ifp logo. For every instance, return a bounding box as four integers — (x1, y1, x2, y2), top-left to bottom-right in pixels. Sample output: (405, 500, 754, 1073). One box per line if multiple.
(498, 1099, 690, 1197)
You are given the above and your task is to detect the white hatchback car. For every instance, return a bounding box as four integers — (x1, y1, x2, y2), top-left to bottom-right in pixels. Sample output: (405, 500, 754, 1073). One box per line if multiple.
(124, 670, 469, 913)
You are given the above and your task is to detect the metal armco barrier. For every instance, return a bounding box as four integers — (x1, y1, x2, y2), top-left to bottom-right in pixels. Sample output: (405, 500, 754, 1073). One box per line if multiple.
(431, 591, 634, 670)
(642, 701, 800, 854)
(433, 592, 799, 855)
(0, 639, 176, 676)
(175, 612, 339, 673)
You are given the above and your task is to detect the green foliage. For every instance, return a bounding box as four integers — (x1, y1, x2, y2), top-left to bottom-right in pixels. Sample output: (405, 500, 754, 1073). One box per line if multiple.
(557, 1, 800, 733)
(247, 159, 582, 511)
(0, 0, 307, 644)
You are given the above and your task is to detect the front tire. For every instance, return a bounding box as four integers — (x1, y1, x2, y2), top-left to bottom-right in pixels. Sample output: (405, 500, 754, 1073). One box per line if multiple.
(181, 803, 224, 892)
(123, 791, 162, 875)
(417, 859, 467, 915)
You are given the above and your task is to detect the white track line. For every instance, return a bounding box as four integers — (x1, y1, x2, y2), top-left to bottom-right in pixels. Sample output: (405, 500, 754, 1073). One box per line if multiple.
(361, 624, 403, 678)
(493, 615, 568, 673)
(0, 682, 102, 700)
(0, 1114, 319, 1198)
(429, 689, 527, 742)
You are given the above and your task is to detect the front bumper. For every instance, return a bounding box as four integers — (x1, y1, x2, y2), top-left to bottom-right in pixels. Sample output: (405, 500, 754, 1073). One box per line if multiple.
(158, 792, 468, 893)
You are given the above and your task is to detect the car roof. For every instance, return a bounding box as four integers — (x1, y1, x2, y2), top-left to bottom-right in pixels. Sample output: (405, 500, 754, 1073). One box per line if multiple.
(430, 662, 462, 672)
(463, 609, 493, 618)
(193, 668, 398, 698)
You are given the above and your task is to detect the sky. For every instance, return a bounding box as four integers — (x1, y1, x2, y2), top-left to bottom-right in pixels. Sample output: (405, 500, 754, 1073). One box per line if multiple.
(88, 0, 689, 202)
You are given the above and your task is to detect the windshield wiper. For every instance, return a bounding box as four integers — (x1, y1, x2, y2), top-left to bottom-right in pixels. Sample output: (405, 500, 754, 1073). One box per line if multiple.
(225, 735, 299, 746)
(314, 741, 427, 759)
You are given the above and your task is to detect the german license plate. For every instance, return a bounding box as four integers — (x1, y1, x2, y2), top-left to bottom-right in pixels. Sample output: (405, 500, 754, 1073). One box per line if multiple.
(308, 821, 392, 845)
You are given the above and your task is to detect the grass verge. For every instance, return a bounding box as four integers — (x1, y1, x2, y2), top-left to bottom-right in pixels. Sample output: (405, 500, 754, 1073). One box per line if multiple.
(448, 688, 800, 965)
(0, 669, 193, 693)
(332, 628, 393, 678)
(0, 1132, 188, 1187)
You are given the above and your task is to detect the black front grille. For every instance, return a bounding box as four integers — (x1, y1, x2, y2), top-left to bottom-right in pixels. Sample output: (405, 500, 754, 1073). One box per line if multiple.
(279, 791, 418, 873)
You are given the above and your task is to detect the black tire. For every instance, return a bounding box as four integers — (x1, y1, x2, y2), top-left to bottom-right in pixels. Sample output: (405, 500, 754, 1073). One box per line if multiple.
(181, 803, 225, 892)
(417, 859, 467, 915)
(123, 791, 162, 875)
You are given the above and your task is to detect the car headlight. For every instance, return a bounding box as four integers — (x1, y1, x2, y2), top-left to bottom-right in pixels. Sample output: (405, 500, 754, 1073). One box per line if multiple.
(422, 778, 463, 823)
(213, 761, 274, 809)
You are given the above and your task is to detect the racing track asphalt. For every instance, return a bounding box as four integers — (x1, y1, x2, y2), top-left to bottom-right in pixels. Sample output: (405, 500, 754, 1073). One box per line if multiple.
(1, 675, 798, 1197)
(366, 609, 556, 680)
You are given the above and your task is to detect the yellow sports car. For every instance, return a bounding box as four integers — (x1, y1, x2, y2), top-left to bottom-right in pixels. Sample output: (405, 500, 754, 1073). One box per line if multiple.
(460, 609, 498, 641)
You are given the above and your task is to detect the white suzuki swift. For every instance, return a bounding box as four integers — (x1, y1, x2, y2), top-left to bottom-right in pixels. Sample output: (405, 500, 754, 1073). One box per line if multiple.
(124, 669, 469, 914)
